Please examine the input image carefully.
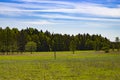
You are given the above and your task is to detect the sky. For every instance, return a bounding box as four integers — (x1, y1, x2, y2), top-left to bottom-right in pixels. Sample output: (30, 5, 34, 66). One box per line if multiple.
(0, 0, 120, 41)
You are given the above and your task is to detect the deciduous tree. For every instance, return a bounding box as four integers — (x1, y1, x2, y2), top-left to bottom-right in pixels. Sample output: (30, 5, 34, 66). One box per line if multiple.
(25, 41, 37, 54)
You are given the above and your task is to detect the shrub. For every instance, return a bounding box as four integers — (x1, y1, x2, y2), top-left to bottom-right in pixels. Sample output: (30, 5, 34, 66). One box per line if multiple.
(102, 47, 109, 53)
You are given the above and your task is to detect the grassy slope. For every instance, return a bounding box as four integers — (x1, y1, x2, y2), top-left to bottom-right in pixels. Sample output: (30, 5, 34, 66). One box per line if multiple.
(0, 51, 120, 80)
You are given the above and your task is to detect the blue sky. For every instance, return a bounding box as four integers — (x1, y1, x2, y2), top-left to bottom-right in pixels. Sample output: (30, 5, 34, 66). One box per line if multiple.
(0, 0, 120, 41)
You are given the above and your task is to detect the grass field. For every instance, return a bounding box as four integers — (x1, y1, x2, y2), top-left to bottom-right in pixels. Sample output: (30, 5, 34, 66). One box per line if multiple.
(0, 51, 120, 80)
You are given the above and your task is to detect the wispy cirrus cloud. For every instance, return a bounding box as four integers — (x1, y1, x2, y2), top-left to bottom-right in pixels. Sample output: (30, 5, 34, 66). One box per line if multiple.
(0, 0, 120, 41)
(0, 0, 120, 18)
(34, 14, 120, 22)
(23, 20, 55, 25)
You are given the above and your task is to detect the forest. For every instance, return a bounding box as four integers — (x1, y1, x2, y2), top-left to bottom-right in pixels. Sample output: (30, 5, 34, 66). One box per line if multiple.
(0, 27, 119, 54)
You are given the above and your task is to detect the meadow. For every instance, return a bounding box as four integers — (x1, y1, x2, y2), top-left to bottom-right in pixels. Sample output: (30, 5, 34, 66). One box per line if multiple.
(0, 51, 120, 80)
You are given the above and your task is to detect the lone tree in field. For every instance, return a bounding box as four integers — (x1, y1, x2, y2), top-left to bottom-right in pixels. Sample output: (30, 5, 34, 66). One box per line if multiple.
(115, 37, 120, 51)
(69, 39, 76, 54)
(102, 44, 110, 53)
(25, 41, 37, 54)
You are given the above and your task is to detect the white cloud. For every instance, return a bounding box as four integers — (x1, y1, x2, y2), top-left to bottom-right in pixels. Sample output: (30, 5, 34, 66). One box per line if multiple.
(0, 1, 120, 22)
(15, 0, 74, 5)
(0, 0, 120, 27)
(76, 4, 120, 17)
(22, 20, 55, 25)
(34, 14, 120, 22)
(0, 0, 120, 18)
(0, 0, 120, 41)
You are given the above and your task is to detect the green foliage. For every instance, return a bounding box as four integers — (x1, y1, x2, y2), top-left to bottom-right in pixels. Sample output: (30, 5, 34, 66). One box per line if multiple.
(25, 41, 37, 53)
(0, 27, 112, 53)
(0, 51, 120, 80)
(115, 37, 120, 51)
(69, 39, 76, 54)
(102, 46, 109, 53)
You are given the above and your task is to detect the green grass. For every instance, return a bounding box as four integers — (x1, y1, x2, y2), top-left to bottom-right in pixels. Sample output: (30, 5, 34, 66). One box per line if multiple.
(0, 51, 120, 80)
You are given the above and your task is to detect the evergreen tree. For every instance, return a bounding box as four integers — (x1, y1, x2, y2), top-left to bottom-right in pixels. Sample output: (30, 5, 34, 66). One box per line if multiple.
(0, 27, 112, 53)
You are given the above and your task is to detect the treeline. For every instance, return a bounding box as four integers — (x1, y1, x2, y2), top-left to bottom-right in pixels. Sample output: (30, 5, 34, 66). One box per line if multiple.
(0, 27, 119, 54)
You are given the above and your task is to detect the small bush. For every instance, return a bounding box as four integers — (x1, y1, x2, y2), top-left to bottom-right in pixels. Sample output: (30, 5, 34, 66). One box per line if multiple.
(102, 47, 109, 53)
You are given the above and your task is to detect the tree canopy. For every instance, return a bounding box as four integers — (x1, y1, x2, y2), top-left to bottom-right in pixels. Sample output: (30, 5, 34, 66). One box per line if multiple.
(0, 27, 118, 53)
(25, 41, 37, 54)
